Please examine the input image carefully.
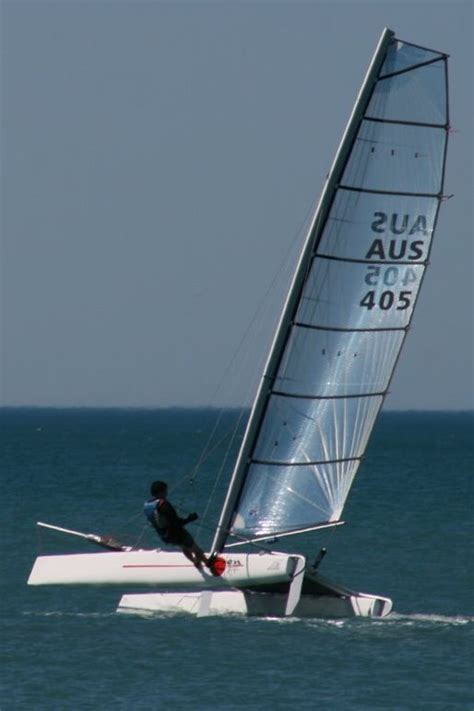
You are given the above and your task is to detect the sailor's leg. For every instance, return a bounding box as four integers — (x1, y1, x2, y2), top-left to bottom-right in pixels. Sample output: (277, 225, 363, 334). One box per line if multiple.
(181, 546, 199, 566)
(192, 544, 207, 567)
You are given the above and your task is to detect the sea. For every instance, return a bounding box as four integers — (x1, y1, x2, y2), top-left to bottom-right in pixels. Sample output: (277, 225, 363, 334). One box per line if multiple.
(1, 408, 472, 710)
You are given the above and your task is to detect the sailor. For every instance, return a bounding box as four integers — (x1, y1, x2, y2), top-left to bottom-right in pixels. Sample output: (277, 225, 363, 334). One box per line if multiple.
(144, 480, 213, 570)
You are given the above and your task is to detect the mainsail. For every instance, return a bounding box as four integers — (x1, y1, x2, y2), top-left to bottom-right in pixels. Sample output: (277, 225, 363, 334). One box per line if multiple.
(212, 29, 449, 551)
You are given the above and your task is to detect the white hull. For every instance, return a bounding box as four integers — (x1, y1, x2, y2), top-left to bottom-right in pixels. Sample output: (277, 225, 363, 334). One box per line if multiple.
(28, 550, 392, 617)
(117, 588, 392, 618)
(27, 550, 299, 588)
(28, 547, 392, 619)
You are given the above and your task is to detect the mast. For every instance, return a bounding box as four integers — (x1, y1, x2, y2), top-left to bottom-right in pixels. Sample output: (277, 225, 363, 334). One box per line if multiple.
(211, 28, 396, 554)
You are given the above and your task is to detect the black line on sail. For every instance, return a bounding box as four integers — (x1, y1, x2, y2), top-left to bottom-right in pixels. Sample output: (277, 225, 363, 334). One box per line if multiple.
(313, 253, 428, 267)
(380, 56, 447, 81)
(251, 456, 361, 467)
(339, 185, 442, 198)
(292, 321, 408, 334)
(363, 116, 447, 130)
(270, 390, 387, 401)
(441, 60, 450, 193)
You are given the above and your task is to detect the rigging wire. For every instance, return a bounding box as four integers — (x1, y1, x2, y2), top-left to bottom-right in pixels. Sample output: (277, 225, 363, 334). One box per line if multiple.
(171, 198, 316, 523)
(197, 406, 249, 539)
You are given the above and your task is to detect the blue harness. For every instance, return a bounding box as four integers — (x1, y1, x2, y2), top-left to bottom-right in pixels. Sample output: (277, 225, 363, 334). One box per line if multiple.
(144, 498, 166, 536)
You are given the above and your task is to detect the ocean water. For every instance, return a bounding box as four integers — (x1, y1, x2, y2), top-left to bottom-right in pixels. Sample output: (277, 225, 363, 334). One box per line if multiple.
(1, 408, 473, 710)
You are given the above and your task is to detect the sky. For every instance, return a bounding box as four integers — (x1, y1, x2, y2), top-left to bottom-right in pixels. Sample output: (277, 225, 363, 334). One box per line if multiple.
(1, 0, 473, 410)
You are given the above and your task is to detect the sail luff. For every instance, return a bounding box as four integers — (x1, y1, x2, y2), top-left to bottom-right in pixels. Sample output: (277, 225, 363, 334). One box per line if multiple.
(211, 28, 396, 554)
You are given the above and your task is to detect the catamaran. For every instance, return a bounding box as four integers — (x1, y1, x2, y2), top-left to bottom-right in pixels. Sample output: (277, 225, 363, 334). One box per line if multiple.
(28, 28, 450, 618)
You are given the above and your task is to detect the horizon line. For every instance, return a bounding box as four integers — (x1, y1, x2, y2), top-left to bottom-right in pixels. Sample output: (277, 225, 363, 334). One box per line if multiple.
(0, 405, 472, 413)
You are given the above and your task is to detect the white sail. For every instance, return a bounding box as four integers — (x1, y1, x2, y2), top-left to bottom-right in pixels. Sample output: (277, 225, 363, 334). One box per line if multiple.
(213, 30, 449, 550)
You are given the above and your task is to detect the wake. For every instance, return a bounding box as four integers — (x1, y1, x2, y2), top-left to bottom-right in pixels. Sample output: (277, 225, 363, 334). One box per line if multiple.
(21, 609, 474, 626)
(387, 612, 473, 626)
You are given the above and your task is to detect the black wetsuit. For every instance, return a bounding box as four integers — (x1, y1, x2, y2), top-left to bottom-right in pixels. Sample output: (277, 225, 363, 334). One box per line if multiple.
(144, 497, 194, 548)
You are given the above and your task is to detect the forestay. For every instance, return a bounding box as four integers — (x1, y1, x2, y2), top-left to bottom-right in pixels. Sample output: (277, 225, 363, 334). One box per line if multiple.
(212, 31, 449, 550)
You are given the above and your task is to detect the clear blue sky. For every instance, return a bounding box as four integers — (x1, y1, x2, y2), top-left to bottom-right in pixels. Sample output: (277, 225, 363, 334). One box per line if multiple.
(1, 0, 472, 409)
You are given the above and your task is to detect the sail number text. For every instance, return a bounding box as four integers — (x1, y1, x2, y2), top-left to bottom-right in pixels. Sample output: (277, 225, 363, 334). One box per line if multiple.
(357, 212, 427, 312)
(360, 264, 416, 310)
(364, 265, 417, 287)
(360, 290, 412, 311)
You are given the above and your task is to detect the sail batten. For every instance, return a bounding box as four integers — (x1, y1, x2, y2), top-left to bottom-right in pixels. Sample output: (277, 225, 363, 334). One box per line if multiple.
(339, 186, 443, 197)
(364, 117, 447, 129)
(211, 29, 449, 552)
(314, 253, 429, 266)
(270, 391, 387, 401)
(380, 57, 447, 80)
(252, 456, 362, 467)
(293, 322, 407, 334)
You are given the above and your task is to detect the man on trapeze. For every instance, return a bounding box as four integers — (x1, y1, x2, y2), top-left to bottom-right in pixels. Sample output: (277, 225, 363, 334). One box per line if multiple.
(144, 480, 214, 570)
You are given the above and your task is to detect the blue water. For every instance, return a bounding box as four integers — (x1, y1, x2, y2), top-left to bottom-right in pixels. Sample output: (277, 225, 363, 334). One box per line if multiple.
(1, 409, 473, 710)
